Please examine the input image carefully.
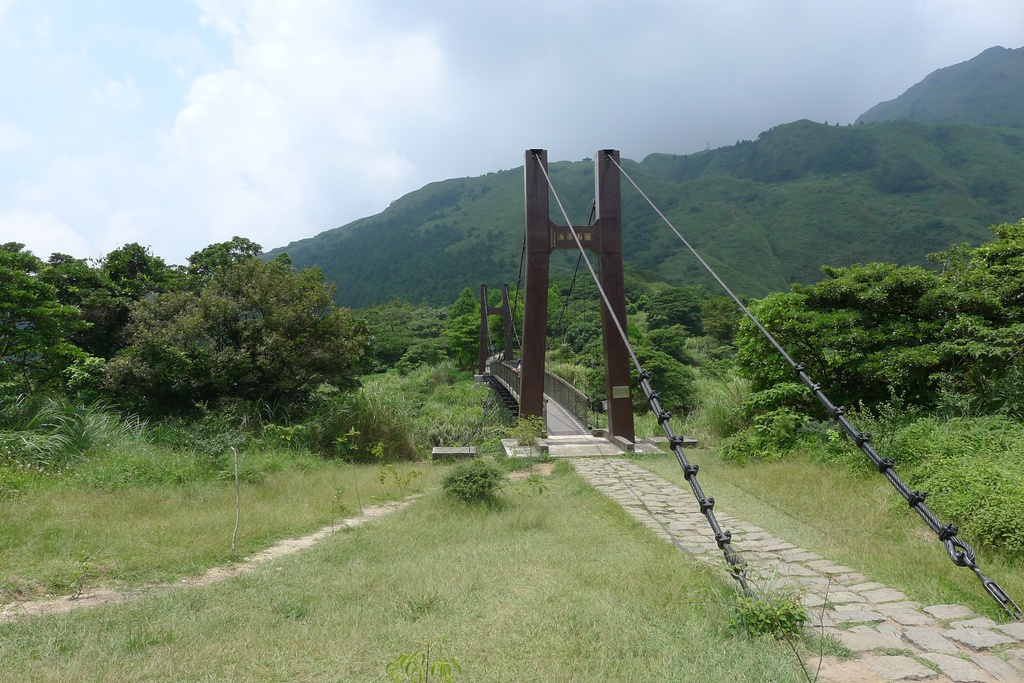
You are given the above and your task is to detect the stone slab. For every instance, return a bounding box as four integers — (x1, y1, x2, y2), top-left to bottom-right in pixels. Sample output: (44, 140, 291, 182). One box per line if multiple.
(861, 655, 938, 681)
(902, 626, 960, 654)
(972, 653, 1024, 682)
(944, 627, 1016, 650)
(924, 604, 976, 620)
(921, 653, 989, 682)
(861, 588, 909, 604)
(837, 629, 906, 652)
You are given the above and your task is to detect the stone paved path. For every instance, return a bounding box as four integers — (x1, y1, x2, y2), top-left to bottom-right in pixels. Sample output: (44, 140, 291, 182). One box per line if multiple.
(571, 457, 1024, 683)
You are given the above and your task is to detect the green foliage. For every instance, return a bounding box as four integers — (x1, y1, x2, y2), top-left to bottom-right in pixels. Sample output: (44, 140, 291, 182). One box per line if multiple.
(728, 592, 808, 639)
(442, 458, 504, 504)
(886, 416, 1024, 555)
(735, 220, 1024, 414)
(720, 408, 808, 462)
(359, 299, 447, 371)
(297, 381, 417, 460)
(631, 346, 697, 415)
(647, 286, 705, 333)
(0, 395, 143, 470)
(508, 415, 546, 446)
(375, 442, 421, 497)
(186, 236, 263, 281)
(385, 640, 462, 683)
(702, 295, 744, 342)
(0, 244, 90, 393)
(684, 374, 749, 443)
(104, 258, 368, 415)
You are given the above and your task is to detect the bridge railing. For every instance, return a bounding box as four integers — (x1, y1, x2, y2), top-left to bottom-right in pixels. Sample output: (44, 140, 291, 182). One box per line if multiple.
(490, 360, 521, 401)
(544, 370, 590, 430)
(489, 360, 590, 431)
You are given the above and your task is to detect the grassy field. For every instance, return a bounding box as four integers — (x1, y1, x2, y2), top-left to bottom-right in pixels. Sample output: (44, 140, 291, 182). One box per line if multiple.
(0, 459, 811, 682)
(636, 448, 1024, 622)
(0, 457, 432, 600)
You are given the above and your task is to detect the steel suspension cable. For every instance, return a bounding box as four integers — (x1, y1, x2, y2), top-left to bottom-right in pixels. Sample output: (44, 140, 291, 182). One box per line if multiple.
(609, 155, 1022, 622)
(548, 201, 595, 350)
(510, 235, 526, 351)
(531, 153, 751, 595)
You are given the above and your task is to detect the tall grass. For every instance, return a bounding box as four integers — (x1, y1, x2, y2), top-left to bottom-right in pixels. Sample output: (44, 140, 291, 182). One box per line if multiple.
(0, 460, 432, 600)
(0, 396, 145, 471)
(679, 374, 749, 445)
(0, 468, 807, 682)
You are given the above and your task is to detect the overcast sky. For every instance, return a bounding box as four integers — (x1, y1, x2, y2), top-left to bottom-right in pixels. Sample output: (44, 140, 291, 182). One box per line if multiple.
(1, 0, 1022, 265)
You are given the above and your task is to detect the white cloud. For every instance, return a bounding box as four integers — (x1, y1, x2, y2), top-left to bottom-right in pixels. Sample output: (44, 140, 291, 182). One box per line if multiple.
(145, 0, 449, 259)
(92, 75, 143, 109)
(0, 209, 91, 258)
(2, 0, 1024, 266)
(0, 118, 31, 150)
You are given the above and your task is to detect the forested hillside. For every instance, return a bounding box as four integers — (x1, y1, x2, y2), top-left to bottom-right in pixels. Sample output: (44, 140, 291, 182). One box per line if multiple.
(858, 45, 1024, 127)
(268, 119, 1024, 307)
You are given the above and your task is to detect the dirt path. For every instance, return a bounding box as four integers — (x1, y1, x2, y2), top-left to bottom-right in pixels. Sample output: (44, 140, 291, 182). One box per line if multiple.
(0, 498, 417, 623)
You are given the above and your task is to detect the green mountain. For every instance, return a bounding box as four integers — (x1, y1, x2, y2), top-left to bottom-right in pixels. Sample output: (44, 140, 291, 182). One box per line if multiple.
(858, 45, 1024, 127)
(268, 119, 1024, 308)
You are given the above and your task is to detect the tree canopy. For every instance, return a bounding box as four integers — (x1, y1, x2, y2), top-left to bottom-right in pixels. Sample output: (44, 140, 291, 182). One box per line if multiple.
(104, 257, 368, 414)
(735, 219, 1024, 414)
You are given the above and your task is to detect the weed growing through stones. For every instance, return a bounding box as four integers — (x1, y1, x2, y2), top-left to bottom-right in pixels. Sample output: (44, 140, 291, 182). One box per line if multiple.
(728, 590, 808, 639)
(385, 640, 461, 683)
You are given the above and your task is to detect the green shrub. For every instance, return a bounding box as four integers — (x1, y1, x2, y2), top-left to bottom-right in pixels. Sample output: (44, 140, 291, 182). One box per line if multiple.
(720, 408, 808, 462)
(442, 459, 504, 504)
(728, 592, 808, 639)
(508, 416, 546, 446)
(887, 416, 1024, 555)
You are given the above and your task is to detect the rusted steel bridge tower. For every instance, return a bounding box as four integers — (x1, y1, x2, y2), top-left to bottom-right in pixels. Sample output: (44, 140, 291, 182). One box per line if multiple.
(520, 149, 634, 443)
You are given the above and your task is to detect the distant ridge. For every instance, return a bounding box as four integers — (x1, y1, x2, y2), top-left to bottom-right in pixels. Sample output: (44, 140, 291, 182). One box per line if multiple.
(858, 45, 1024, 127)
(267, 47, 1024, 308)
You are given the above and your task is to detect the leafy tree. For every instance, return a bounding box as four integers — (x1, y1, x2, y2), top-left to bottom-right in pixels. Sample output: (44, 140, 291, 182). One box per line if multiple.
(647, 286, 705, 334)
(735, 219, 1024, 413)
(443, 288, 481, 370)
(49, 243, 183, 360)
(646, 325, 697, 365)
(631, 345, 696, 415)
(187, 236, 263, 281)
(448, 287, 478, 319)
(701, 295, 743, 342)
(0, 244, 89, 392)
(360, 299, 447, 371)
(101, 242, 179, 300)
(105, 259, 368, 414)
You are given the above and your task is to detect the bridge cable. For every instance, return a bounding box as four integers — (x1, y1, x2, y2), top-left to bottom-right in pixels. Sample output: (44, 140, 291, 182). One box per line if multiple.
(548, 201, 596, 351)
(531, 152, 751, 595)
(510, 235, 526, 352)
(608, 155, 1022, 622)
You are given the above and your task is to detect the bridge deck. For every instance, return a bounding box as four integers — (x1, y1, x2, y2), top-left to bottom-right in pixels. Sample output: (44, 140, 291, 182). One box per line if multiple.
(544, 394, 587, 436)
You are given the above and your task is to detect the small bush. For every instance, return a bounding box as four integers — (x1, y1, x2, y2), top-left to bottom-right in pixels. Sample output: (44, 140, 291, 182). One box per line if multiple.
(720, 408, 808, 462)
(508, 416, 545, 446)
(442, 459, 504, 503)
(729, 592, 807, 639)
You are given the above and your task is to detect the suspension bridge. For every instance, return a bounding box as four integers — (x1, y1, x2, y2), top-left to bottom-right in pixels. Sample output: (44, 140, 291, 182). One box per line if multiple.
(474, 149, 1023, 681)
